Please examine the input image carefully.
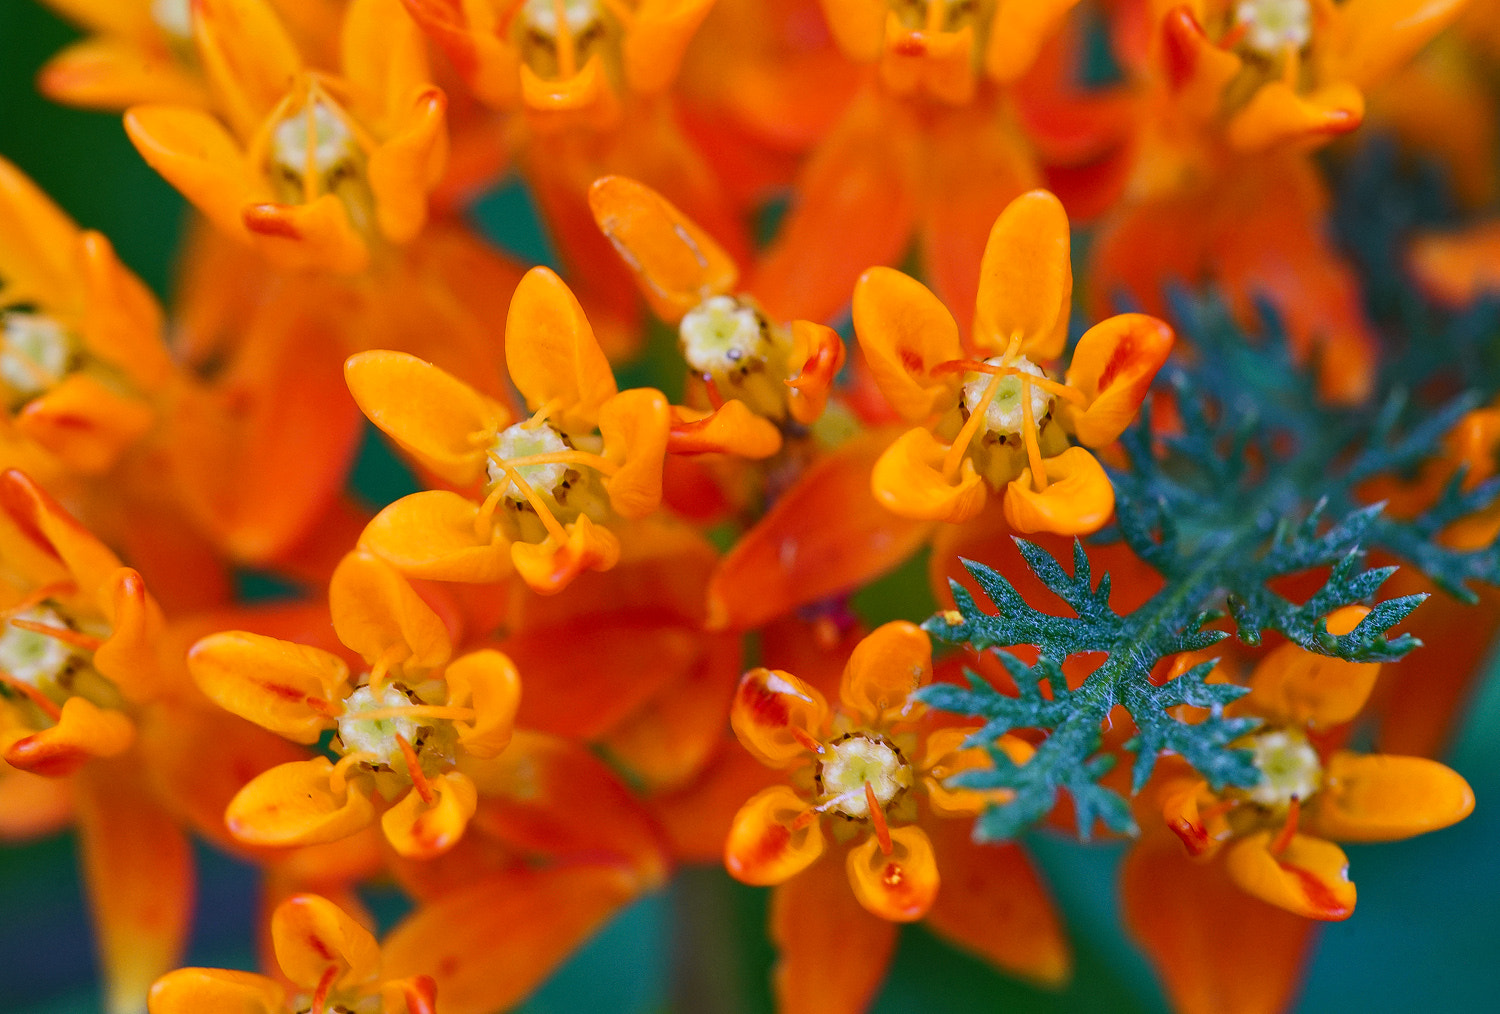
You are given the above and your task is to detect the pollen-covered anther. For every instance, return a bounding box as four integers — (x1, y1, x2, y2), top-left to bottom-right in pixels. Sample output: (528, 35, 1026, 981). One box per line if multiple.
(0, 312, 75, 408)
(1234, 0, 1312, 57)
(336, 683, 425, 770)
(817, 734, 913, 819)
(679, 295, 771, 377)
(1240, 727, 1323, 810)
(959, 356, 1054, 439)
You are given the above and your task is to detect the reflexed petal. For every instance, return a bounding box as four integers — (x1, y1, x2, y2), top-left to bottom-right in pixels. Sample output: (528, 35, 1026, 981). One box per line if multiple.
(839, 621, 931, 722)
(0, 155, 78, 307)
(1225, 81, 1364, 154)
(445, 649, 520, 758)
(1243, 605, 1379, 728)
(225, 757, 376, 847)
(1003, 446, 1114, 535)
(270, 892, 381, 991)
(381, 773, 479, 858)
(923, 818, 1069, 984)
(622, 0, 717, 94)
(1223, 831, 1356, 921)
(870, 428, 987, 522)
(599, 388, 670, 519)
(730, 668, 829, 767)
(123, 105, 265, 240)
(769, 853, 897, 1014)
(724, 785, 824, 885)
(4, 697, 135, 778)
(845, 824, 939, 921)
(344, 351, 503, 487)
(0, 469, 122, 598)
(667, 402, 783, 459)
(94, 568, 169, 703)
(985, 0, 1083, 83)
(587, 175, 738, 322)
(786, 321, 846, 426)
(242, 195, 370, 274)
(973, 190, 1071, 360)
(148, 968, 284, 1014)
(329, 550, 452, 670)
(16, 375, 154, 475)
(1158, 776, 1231, 859)
(852, 267, 963, 422)
(368, 88, 448, 245)
(505, 267, 617, 431)
(360, 491, 512, 583)
(1064, 313, 1175, 447)
(187, 631, 348, 743)
(1306, 752, 1474, 842)
(510, 516, 621, 595)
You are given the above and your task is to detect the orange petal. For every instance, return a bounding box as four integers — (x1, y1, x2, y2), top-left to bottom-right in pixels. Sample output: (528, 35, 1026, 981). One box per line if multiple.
(1225, 81, 1364, 153)
(367, 87, 448, 245)
(123, 105, 264, 241)
(509, 516, 621, 595)
(360, 491, 513, 583)
(1002, 445, 1114, 535)
(1320, 0, 1469, 91)
(225, 757, 377, 847)
(0, 765, 73, 840)
(846, 823, 939, 921)
(587, 175, 738, 322)
(148, 969, 284, 1014)
(242, 195, 371, 274)
(1243, 605, 1379, 728)
(0, 468, 122, 596)
(1223, 831, 1356, 921)
(769, 851, 897, 1014)
(0, 155, 79, 307)
(38, 38, 208, 111)
(622, 0, 717, 94)
(1064, 313, 1175, 448)
(381, 773, 479, 858)
(820, 0, 887, 61)
(504, 267, 617, 432)
(923, 817, 1069, 985)
(599, 387, 670, 519)
(328, 550, 452, 670)
(14, 374, 153, 474)
(192, 0, 305, 138)
(344, 350, 504, 487)
(985, 0, 1083, 83)
(270, 892, 381, 991)
(341, 0, 433, 113)
(852, 267, 963, 422)
(973, 189, 1072, 360)
(724, 784, 825, 885)
(838, 620, 931, 723)
(786, 321, 847, 426)
(77, 230, 172, 390)
(666, 402, 784, 459)
(1305, 751, 1474, 842)
(93, 567, 169, 704)
(4, 697, 135, 778)
(444, 649, 520, 759)
(187, 631, 349, 743)
(870, 427, 988, 522)
(730, 667, 829, 767)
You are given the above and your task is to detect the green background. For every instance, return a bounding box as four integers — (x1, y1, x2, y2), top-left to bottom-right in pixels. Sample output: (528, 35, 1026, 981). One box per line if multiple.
(2, 2, 1498, 1010)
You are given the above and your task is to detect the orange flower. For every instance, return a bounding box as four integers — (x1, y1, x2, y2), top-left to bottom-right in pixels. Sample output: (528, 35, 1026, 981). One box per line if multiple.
(856, 189, 1173, 535)
(124, 0, 448, 274)
(346, 266, 673, 594)
(149, 893, 437, 1014)
(189, 551, 520, 858)
(724, 621, 1069, 1007)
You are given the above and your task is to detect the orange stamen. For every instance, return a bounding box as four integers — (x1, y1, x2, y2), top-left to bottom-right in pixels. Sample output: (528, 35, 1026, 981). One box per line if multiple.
(932, 359, 1086, 405)
(524, 398, 564, 430)
(366, 645, 405, 693)
(1271, 796, 1302, 855)
(790, 727, 824, 754)
(499, 450, 619, 475)
(496, 462, 570, 543)
(8, 619, 104, 652)
(311, 964, 338, 1014)
(552, 0, 579, 77)
(865, 782, 893, 855)
(1281, 43, 1301, 86)
(1019, 378, 1049, 492)
(701, 375, 726, 410)
(1201, 797, 1238, 823)
(301, 96, 318, 203)
(2, 582, 78, 617)
(0, 669, 61, 722)
(395, 733, 435, 805)
(941, 370, 1002, 479)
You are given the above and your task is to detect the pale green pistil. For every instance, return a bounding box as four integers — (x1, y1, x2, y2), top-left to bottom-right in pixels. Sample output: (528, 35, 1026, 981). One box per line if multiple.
(487, 422, 571, 502)
(961, 356, 1053, 437)
(337, 684, 423, 769)
(679, 295, 767, 376)
(819, 734, 912, 819)
(0, 312, 75, 407)
(1244, 727, 1323, 810)
(0, 606, 76, 694)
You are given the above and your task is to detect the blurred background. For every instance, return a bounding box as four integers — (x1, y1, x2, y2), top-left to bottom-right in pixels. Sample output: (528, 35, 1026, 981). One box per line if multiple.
(2, 1, 1497, 1010)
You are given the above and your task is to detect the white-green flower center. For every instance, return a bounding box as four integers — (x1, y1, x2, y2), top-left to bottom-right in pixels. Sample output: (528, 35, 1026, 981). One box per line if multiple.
(961, 356, 1053, 437)
(487, 422, 571, 502)
(151, 0, 194, 40)
(337, 684, 423, 770)
(1235, 0, 1312, 56)
(523, 0, 603, 38)
(270, 99, 360, 186)
(1, 313, 74, 406)
(1244, 727, 1322, 809)
(679, 295, 767, 377)
(0, 606, 76, 693)
(819, 734, 912, 819)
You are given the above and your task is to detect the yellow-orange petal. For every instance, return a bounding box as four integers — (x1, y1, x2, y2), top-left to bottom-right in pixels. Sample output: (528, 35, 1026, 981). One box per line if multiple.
(77, 230, 172, 390)
(622, 0, 716, 94)
(985, 0, 1083, 84)
(4, 697, 135, 778)
(1243, 605, 1379, 728)
(368, 87, 448, 245)
(505, 267, 616, 432)
(123, 105, 265, 241)
(871, 427, 987, 523)
(149, 968, 285, 1014)
(587, 175, 738, 322)
(242, 195, 371, 274)
(329, 549, 452, 670)
(225, 757, 376, 847)
(1064, 313, 1175, 448)
(381, 772, 479, 858)
(666, 402, 783, 459)
(839, 620, 931, 723)
(510, 516, 621, 595)
(922, 727, 1031, 818)
(344, 350, 504, 487)
(187, 631, 349, 743)
(852, 267, 963, 422)
(786, 321, 847, 426)
(730, 668, 829, 767)
(820, 0, 887, 61)
(1226, 81, 1364, 154)
(16, 374, 155, 475)
(1305, 752, 1474, 842)
(1002, 446, 1114, 536)
(270, 892, 381, 991)
(94, 567, 169, 704)
(1320, 0, 1469, 92)
(192, 0, 305, 136)
(445, 649, 520, 759)
(599, 387, 670, 519)
(39, 37, 208, 111)
(341, 0, 432, 110)
(724, 785, 825, 885)
(0, 469, 122, 596)
(973, 190, 1072, 360)
(359, 491, 512, 583)
(846, 823, 939, 922)
(1223, 831, 1356, 921)
(1159, 776, 1232, 859)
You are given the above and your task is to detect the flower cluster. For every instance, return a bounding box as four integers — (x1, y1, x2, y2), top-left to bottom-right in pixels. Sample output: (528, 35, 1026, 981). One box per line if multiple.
(3, 1, 1499, 1013)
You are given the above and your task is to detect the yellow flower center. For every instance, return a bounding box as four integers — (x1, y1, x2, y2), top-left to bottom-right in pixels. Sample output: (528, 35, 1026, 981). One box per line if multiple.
(679, 295, 794, 419)
(0, 606, 79, 695)
(960, 356, 1054, 439)
(0, 603, 118, 726)
(488, 422, 573, 503)
(817, 733, 913, 819)
(1240, 727, 1323, 810)
(516, 0, 614, 82)
(1235, 0, 1312, 56)
(522, 0, 604, 39)
(0, 312, 76, 410)
(887, 0, 985, 33)
(264, 85, 375, 232)
(151, 0, 194, 41)
(336, 683, 425, 770)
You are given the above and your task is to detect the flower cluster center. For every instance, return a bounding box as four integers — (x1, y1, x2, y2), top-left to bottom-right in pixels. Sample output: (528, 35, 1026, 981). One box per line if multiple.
(1241, 727, 1323, 810)
(960, 355, 1054, 439)
(336, 682, 425, 770)
(0, 312, 76, 410)
(488, 421, 574, 503)
(680, 295, 769, 375)
(267, 91, 369, 216)
(887, 0, 982, 34)
(818, 733, 912, 819)
(1235, 0, 1312, 57)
